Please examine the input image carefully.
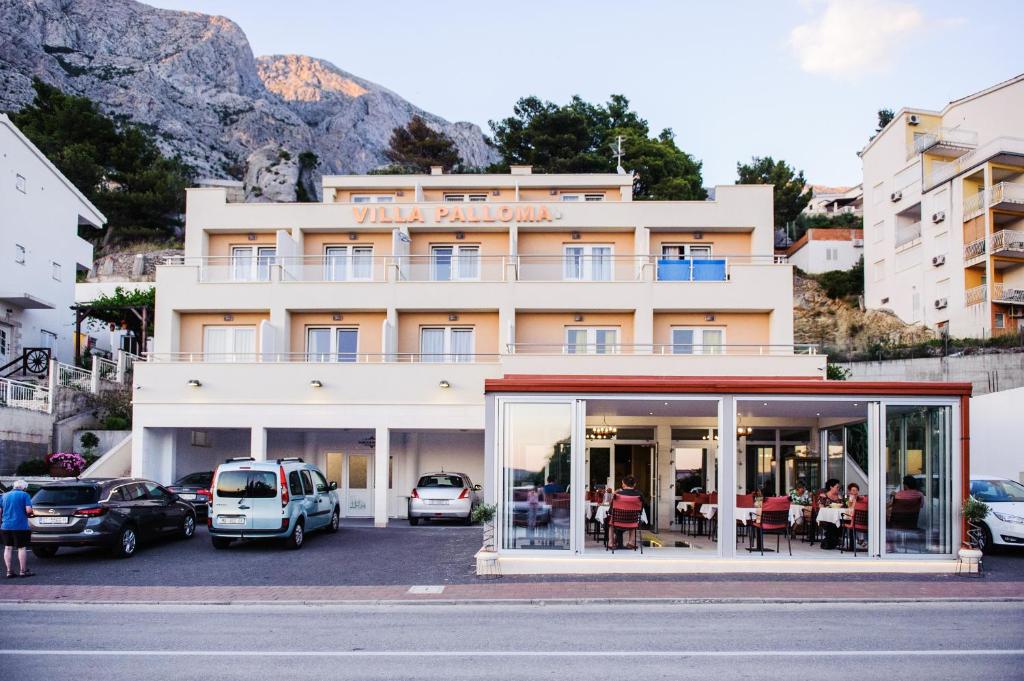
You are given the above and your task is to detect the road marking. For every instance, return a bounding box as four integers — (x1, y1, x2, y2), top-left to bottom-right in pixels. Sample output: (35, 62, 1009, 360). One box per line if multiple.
(407, 585, 445, 594)
(2, 649, 1022, 658)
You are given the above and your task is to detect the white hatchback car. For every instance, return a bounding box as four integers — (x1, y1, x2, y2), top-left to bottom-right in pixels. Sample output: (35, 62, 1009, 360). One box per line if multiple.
(970, 476, 1024, 552)
(408, 472, 481, 525)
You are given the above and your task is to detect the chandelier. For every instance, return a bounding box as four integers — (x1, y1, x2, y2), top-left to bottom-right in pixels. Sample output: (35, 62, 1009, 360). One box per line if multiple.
(587, 415, 617, 440)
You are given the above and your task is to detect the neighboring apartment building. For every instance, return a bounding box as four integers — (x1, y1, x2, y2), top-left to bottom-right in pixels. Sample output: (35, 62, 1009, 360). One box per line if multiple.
(802, 184, 863, 218)
(861, 74, 1024, 337)
(787, 228, 864, 274)
(133, 167, 968, 572)
(0, 114, 104, 368)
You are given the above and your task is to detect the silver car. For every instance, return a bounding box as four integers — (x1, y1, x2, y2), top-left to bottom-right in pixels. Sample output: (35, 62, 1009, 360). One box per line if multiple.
(408, 472, 481, 525)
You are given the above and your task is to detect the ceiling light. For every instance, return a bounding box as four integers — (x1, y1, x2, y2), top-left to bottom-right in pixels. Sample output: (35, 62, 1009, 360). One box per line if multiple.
(310, 379, 323, 388)
(187, 379, 201, 388)
(439, 380, 451, 389)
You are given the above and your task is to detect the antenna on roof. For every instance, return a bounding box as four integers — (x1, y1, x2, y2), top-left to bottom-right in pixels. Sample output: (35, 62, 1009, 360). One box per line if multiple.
(611, 135, 626, 174)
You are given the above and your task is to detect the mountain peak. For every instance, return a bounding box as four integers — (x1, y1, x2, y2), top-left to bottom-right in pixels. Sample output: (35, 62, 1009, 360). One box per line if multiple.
(257, 54, 370, 102)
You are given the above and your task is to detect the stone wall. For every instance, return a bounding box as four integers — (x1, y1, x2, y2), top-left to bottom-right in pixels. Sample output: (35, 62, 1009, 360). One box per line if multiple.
(839, 351, 1024, 396)
(0, 408, 53, 475)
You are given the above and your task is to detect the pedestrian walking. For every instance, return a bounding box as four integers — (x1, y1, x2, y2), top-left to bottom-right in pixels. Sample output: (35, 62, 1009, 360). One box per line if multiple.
(1, 480, 35, 578)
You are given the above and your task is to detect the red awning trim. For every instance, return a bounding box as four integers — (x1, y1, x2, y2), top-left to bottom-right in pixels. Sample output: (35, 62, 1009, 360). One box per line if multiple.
(485, 374, 972, 397)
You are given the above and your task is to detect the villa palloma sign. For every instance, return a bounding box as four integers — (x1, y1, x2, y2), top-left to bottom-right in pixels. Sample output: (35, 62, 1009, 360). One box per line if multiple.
(353, 204, 558, 224)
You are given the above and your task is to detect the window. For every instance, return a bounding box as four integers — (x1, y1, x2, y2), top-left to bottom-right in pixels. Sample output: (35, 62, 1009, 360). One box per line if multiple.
(39, 330, 57, 351)
(661, 244, 712, 260)
(351, 194, 394, 203)
(560, 193, 605, 202)
(873, 220, 885, 244)
(565, 327, 618, 354)
(300, 470, 314, 496)
(306, 327, 358, 362)
(671, 327, 725, 355)
(51, 261, 61, 281)
(417, 474, 464, 488)
(15, 174, 26, 193)
(443, 193, 487, 202)
(873, 259, 886, 282)
(313, 470, 329, 493)
(288, 471, 304, 497)
(215, 471, 277, 498)
(143, 482, 171, 502)
(203, 326, 256, 362)
(995, 312, 1006, 329)
(0, 327, 8, 359)
(15, 244, 25, 264)
(431, 244, 479, 281)
(324, 245, 373, 281)
(826, 247, 838, 262)
(420, 327, 474, 362)
(230, 246, 275, 281)
(563, 244, 612, 281)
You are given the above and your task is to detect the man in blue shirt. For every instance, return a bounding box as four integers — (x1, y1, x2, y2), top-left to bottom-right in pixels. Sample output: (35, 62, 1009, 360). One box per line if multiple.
(1, 480, 34, 578)
(541, 476, 565, 498)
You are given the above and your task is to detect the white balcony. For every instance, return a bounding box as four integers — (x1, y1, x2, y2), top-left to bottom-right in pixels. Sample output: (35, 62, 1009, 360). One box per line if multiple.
(963, 191, 987, 220)
(911, 127, 978, 157)
(894, 221, 922, 249)
(963, 236, 987, 265)
(993, 284, 1024, 305)
(923, 137, 1024, 191)
(988, 182, 1024, 213)
(990, 230, 1024, 259)
(965, 285, 987, 306)
(505, 343, 818, 356)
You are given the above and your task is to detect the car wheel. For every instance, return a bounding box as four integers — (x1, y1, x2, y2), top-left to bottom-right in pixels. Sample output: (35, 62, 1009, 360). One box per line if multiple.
(979, 523, 995, 554)
(327, 507, 340, 533)
(211, 537, 232, 550)
(180, 514, 196, 539)
(112, 526, 137, 559)
(31, 546, 58, 559)
(409, 516, 420, 526)
(462, 510, 473, 526)
(285, 520, 304, 550)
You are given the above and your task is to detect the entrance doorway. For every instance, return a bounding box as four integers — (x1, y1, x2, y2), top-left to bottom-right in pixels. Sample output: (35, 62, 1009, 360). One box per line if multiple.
(327, 452, 373, 517)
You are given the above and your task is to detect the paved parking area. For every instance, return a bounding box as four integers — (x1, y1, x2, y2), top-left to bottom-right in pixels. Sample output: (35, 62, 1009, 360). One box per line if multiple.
(13, 521, 1024, 587)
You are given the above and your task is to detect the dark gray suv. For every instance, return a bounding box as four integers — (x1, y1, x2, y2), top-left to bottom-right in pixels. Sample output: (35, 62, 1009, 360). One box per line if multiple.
(29, 478, 197, 559)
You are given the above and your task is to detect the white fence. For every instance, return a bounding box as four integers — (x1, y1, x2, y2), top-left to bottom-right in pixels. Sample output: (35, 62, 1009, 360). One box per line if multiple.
(57, 362, 92, 391)
(0, 377, 50, 413)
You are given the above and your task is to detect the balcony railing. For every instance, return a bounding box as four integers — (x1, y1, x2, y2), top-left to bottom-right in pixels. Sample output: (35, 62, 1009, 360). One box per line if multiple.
(144, 352, 502, 364)
(0, 377, 50, 413)
(993, 284, 1024, 305)
(965, 285, 987, 306)
(57, 362, 92, 391)
(505, 343, 819, 356)
(989, 182, 1024, 210)
(990, 230, 1024, 257)
(911, 127, 978, 156)
(164, 254, 787, 284)
(963, 191, 987, 220)
(964, 236, 987, 262)
(894, 221, 922, 248)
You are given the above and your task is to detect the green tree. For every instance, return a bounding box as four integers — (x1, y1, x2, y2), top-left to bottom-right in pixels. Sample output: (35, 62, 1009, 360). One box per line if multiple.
(10, 79, 192, 251)
(383, 115, 461, 173)
(736, 156, 810, 229)
(876, 108, 895, 132)
(488, 94, 706, 200)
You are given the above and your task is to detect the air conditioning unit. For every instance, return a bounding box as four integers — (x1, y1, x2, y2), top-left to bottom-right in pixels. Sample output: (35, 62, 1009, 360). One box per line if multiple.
(1009, 308, 1024, 318)
(932, 254, 946, 267)
(890, 190, 902, 202)
(932, 211, 946, 223)
(934, 298, 948, 310)
(852, 238, 864, 247)
(908, 114, 920, 126)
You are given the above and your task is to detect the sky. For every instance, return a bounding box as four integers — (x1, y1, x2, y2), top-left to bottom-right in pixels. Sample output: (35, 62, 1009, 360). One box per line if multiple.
(148, 0, 1023, 187)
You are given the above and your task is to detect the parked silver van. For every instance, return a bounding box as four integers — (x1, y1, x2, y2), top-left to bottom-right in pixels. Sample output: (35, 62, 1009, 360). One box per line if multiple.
(209, 457, 340, 550)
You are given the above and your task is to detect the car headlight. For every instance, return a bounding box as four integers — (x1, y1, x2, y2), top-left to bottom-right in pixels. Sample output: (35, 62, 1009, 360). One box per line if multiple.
(992, 512, 1024, 525)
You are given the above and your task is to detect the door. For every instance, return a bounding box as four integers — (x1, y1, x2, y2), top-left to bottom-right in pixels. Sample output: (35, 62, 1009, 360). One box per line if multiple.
(144, 482, 182, 534)
(124, 482, 160, 537)
(289, 469, 315, 528)
(203, 326, 256, 362)
(325, 246, 373, 281)
(0, 323, 11, 366)
(311, 469, 334, 523)
(337, 453, 372, 517)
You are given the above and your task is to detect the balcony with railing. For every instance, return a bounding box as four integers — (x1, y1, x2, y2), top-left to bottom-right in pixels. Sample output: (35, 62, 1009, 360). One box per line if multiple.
(505, 343, 819, 356)
(963, 190, 987, 220)
(0, 377, 50, 413)
(993, 283, 1024, 305)
(144, 352, 502, 364)
(990, 230, 1024, 259)
(894, 221, 922, 249)
(910, 127, 978, 157)
(988, 182, 1024, 213)
(963, 236, 987, 265)
(923, 137, 1024, 192)
(965, 285, 987, 306)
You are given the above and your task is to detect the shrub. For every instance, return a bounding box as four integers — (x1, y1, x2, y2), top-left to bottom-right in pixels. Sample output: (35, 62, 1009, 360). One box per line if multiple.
(102, 416, 131, 430)
(80, 431, 100, 450)
(16, 458, 48, 476)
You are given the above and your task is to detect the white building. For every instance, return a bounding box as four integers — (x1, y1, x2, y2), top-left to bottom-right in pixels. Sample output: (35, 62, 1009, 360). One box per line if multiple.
(0, 114, 105, 369)
(802, 184, 863, 218)
(787, 228, 864, 274)
(861, 74, 1024, 338)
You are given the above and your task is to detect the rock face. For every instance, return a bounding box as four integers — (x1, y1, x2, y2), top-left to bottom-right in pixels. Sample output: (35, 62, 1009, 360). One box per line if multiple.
(0, 0, 497, 200)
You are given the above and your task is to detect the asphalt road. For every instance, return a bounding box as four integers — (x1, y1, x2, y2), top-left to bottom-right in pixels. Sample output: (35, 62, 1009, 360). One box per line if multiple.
(20, 524, 1024, 586)
(1, 601, 1021, 680)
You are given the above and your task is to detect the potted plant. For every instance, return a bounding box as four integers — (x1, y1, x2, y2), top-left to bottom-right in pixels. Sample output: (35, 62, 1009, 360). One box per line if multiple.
(79, 431, 100, 459)
(471, 503, 498, 551)
(959, 496, 990, 575)
(45, 452, 86, 478)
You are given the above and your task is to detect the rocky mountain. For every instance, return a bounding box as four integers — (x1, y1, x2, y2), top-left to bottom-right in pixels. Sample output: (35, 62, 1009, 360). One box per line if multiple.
(0, 0, 497, 201)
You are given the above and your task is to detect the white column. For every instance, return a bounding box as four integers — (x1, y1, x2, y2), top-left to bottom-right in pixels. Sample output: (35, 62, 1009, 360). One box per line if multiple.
(251, 426, 267, 461)
(718, 396, 737, 557)
(634, 305, 653, 352)
(656, 423, 673, 532)
(374, 426, 390, 527)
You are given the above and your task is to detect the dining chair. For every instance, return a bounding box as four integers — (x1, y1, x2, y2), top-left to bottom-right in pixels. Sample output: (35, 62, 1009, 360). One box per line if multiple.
(841, 497, 870, 556)
(751, 495, 792, 556)
(606, 493, 644, 554)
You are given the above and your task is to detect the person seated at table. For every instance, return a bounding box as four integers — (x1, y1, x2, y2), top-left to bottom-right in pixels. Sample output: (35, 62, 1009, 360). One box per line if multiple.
(610, 475, 643, 549)
(817, 478, 843, 550)
(894, 475, 924, 502)
(789, 480, 812, 506)
(845, 483, 867, 549)
(541, 476, 565, 499)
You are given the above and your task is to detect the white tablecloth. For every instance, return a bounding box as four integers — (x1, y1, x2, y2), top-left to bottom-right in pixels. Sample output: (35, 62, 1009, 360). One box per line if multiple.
(676, 501, 694, 512)
(594, 504, 648, 524)
(734, 507, 758, 524)
(700, 503, 718, 520)
(815, 507, 850, 526)
(791, 504, 810, 525)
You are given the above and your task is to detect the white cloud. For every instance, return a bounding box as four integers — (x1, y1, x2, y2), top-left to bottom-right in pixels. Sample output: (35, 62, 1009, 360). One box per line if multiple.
(789, 0, 924, 78)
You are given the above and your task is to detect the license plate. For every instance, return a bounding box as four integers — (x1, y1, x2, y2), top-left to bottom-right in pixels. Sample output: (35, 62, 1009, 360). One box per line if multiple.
(37, 516, 70, 525)
(217, 516, 245, 525)
(179, 493, 197, 500)
(426, 500, 449, 506)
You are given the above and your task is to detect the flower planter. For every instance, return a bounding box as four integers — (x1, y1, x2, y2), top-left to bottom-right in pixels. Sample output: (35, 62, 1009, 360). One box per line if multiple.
(47, 464, 78, 478)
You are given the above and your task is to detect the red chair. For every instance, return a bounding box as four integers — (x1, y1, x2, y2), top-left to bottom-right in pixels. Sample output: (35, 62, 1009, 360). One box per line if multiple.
(606, 494, 644, 553)
(735, 493, 756, 544)
(842, 497, 869, 556)
(691, 493, 710, 537)
(751, 496, 792, 556)
(889, 495, 924, 552)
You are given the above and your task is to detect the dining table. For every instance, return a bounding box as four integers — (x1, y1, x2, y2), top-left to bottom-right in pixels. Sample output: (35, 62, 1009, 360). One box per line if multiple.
(815, 506, 850, 526)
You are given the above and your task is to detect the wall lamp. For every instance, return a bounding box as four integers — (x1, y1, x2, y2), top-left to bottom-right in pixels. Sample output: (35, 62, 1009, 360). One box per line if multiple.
(438, 380, 451, 389)
(310, 379, 323, 388)
(187, 379, 202, 388)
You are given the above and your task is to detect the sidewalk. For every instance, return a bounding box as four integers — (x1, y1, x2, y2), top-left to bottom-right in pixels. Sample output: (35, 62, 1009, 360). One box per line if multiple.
(2, 578, 1022, 604)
